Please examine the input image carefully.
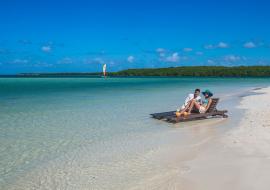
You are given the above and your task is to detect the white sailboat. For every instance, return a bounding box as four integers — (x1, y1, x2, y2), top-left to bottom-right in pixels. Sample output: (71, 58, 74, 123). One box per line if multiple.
(102, 64, 107, 77)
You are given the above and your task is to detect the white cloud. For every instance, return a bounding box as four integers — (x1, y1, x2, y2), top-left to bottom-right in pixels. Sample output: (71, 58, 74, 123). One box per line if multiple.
(217, 42, 229, 48)
(156, 48, 166, 57)
(159, 52, 166, 57)
(12, 59, 29, 64)
(183, 48, 192, 52)
(243, 41, 256, 48)
(224, 55, 241, 62)
(156, 48, 166, 53)
(127, 55, 135, 63)
(207, 59, 215, 64)
(83, 58, 105, 64)
(165, 52, 180, 63)
(58, 57, 73, 64)
(34, 61, 53, 67)
(205, 42, 229, 49)
(204, 44, 215, 49)
(41, 46, 51, 53)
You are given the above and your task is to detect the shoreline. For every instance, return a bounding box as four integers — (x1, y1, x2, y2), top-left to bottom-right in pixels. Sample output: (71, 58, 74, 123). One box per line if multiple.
(129, 86, 270, 189)
(182, 87, 270, 190)
(1, 86, 242, 190)
(2, 84, 270, 190)
(169, 86, 270, 189)
(225, 87, 270, 156)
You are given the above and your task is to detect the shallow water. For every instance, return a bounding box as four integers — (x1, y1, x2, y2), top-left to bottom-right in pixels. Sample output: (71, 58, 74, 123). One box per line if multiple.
(0, 77, 269, 189)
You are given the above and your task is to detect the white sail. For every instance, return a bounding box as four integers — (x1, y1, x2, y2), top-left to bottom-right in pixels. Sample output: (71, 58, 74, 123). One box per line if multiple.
(102, 64, 107, 77)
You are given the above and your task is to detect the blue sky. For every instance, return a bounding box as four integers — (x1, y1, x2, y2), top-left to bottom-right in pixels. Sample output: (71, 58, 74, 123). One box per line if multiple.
(0, 0, 270, 74)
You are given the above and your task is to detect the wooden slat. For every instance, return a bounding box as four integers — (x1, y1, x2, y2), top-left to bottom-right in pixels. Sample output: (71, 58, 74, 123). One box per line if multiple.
(206, 98, 219, 113)
(151, 98, 219, 119)
(150, 111, 174, 117)
(150, 98, 227, 123)
(166, 110, 227, 123)
(150, 111, 175, 119)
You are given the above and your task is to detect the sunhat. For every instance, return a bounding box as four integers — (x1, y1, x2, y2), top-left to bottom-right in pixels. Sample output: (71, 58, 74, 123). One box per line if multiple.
(202, 89, 213, 97)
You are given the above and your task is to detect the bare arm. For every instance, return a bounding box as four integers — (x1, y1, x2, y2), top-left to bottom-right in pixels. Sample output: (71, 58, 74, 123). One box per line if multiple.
(205, 98, 212, 112)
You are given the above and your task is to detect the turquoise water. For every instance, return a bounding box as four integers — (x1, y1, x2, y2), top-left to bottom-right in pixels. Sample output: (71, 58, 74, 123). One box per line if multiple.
(0, 77, 269, 189)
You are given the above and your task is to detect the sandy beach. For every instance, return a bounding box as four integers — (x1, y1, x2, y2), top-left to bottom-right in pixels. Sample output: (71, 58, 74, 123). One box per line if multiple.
(1, 78, 270, 190)
(133, 87, 270, 190)
(1, 0, 270, 189)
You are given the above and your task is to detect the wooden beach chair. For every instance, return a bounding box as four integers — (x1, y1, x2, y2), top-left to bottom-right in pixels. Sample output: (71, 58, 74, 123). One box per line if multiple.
(150, 98, 228, 123)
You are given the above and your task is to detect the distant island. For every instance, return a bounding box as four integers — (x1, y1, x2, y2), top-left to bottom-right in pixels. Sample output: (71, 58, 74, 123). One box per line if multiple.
(2, 66, 270, 77)
(110, 66, 270, 77)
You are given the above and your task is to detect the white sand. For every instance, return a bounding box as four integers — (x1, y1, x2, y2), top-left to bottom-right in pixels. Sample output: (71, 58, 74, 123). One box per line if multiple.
(225, 87, 270, 156)
(131, 87, 270, 190)
(179, 87, 270, 190)
(5, 87, 270, 190)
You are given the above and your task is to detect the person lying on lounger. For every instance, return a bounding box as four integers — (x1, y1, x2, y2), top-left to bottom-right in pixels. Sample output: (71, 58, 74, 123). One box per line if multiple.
(177, 89, 213, 116)
(177, 88, 201, 112)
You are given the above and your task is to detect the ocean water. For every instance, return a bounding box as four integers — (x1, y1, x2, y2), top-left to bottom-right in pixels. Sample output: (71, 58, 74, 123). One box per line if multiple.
(0, 77, 269, 189)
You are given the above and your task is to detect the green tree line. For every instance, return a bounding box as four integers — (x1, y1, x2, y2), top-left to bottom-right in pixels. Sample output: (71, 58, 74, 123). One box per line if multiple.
(109, 66, 270, 77)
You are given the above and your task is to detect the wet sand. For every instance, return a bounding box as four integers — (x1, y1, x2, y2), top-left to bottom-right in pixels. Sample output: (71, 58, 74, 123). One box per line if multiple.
(131, 87, 270, 190)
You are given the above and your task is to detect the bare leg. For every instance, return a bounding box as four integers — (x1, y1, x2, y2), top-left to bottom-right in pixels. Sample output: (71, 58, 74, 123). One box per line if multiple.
(187, 100, 201, 114)
(187, 99, 195, 114)
(180, 100, 193, 115)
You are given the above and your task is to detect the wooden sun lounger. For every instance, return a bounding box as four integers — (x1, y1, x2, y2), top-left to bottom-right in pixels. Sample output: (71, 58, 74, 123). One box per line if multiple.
(150, 98, 228, 123)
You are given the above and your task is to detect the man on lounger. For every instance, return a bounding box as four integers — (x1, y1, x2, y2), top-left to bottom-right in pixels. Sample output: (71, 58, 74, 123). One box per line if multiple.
(177, 89, 201, 112)
(178, 89, 213, 117)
